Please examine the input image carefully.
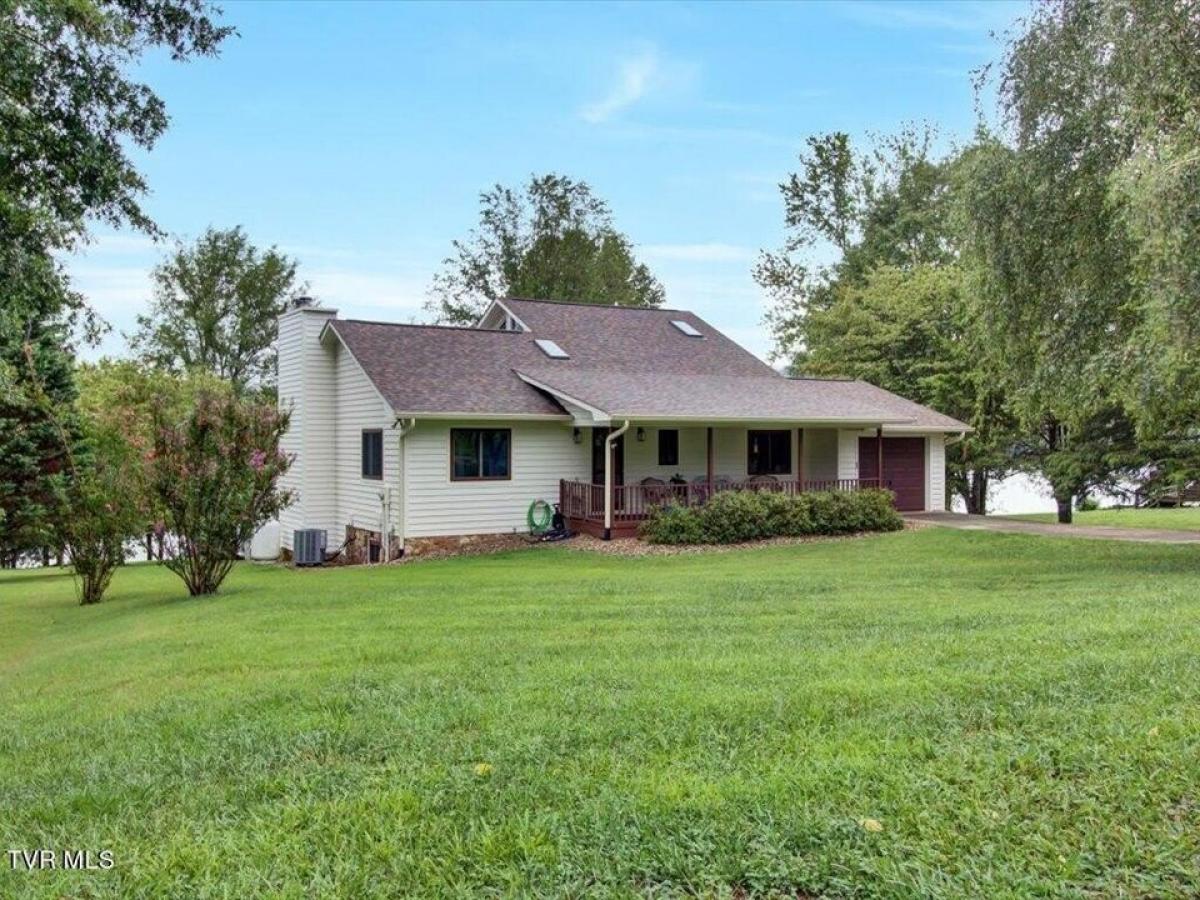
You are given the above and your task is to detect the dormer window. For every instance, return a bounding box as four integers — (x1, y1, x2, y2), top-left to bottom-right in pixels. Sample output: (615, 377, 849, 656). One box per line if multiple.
(671, 320, 703, 337)
(534, 338, 569, 359)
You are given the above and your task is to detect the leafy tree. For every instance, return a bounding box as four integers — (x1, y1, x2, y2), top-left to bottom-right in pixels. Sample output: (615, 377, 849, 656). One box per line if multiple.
(0, 304, 78, 566)
(757, 127, 956, 350)
(130, 227, 300, 393)
(963, 0, 1200, 505)
(427, 173, 665, 324)
(757, 129, 1013, 513)
(802, 264, 1015, 513)
(149, 391, 292, 596)
(0, 0, 232, 561)
(55, 401, 148, 605)
(1013, 407, 1144, 524)
(75, 359, 230, 560)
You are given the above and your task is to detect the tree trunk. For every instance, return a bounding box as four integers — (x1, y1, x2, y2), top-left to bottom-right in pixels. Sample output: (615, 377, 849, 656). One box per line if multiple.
(964, 471, 989, 515)
(1056, 495, 1073, 524)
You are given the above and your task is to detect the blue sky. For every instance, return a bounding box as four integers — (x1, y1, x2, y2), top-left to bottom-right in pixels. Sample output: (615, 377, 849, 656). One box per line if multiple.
(70, 0, 1028, 362)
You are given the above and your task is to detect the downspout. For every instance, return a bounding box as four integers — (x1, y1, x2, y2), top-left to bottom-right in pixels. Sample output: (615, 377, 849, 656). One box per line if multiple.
(379, 489, 390, 564)
(391, 417, 417, 557)
(603, 419, 631, 540)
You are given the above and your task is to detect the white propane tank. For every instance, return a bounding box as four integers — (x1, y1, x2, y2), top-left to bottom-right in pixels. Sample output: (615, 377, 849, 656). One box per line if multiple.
(249, 520, 281, 560)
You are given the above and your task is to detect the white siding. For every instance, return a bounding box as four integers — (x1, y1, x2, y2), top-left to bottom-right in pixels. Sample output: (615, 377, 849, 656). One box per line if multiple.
(802, 428, 838, 481)
(623, 426, 708, 481)
(277, 307, 338, 550)
(333, 343, 398, 540)
(621, 425, 838, 484)
(927, 433, 945, 511)
(836, 430, 860, 481)
(404, 420, 588, 538)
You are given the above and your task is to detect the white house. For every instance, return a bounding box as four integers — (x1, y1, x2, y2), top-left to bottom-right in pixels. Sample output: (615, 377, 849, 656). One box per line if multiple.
(276, 297, 968, 557)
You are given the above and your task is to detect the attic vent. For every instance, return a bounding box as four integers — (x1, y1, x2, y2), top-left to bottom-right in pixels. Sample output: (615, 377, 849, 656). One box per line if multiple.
(534, 338, 569, 359)
(671, 319, 703, 337)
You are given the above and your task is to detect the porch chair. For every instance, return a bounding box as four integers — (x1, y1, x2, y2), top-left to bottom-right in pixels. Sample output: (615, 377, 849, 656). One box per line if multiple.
(746, 473, 780, 491)
(638, 476, 673, 507)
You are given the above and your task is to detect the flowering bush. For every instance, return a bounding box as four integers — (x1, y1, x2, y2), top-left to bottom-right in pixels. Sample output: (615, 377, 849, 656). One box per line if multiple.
(149, 390, 293, 596)
(58, 415, 149, 605)
(639, 488, 903, 545)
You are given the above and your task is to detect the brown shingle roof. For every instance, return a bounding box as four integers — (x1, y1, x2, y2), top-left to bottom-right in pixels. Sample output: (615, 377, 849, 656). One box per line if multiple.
(327, 320, 567, 416)
(325, 300, 969, 429)
(498, 298, 776, 376)
(515, 367, 962, 426)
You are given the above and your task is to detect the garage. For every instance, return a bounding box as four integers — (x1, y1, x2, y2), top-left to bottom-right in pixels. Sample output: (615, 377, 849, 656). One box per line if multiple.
(859, 436, 926, 511)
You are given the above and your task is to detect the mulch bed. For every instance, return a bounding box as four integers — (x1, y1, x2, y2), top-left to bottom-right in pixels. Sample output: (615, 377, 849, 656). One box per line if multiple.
(551, 529, 900, 557)
(297, 522, 919, 567)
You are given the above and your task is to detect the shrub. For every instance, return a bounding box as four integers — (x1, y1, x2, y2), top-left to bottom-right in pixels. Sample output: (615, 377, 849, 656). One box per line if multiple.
(149, 390, 294, 596)
(639, 488, 903, 545)
(639, 502, 707, 545)
(698, 491, 769, 543)
(59, 420, 148, 605)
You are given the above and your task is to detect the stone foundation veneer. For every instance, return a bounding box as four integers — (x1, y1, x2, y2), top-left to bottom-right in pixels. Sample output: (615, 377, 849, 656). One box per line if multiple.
(342, 526, 527, 563)
(343, 524, 403, 565)
(402, 532, 529, 558)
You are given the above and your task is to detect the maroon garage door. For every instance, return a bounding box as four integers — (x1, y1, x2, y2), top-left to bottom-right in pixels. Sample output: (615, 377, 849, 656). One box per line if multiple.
(859, 437, 926, 511)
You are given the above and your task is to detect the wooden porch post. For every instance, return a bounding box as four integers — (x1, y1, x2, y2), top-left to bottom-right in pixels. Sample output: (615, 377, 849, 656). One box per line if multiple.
(706, 427, 714, 491)
(797, 427, 805, 490)
(876, 426, 884, 489)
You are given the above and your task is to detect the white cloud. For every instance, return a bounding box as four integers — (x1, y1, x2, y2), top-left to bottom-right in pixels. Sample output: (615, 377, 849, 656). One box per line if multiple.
(580, 47, 661, 123)
(71, 265, 154, 312)
(580, 45, 698, 124)
(639, 242, 756, 263)
(305, 268, 429, 317)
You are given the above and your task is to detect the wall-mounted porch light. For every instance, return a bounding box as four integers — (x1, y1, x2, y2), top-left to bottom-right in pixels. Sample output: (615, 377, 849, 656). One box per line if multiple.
(636, 427, 646, 442)
(572, 427, 582, 444)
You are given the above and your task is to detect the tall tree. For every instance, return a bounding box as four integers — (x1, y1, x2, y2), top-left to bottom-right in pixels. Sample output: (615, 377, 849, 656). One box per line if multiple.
(757, 129, 1013, 513)
(427, 173, 665, 324)
(130, 227, 300, 392)
(0, 0, 232, 561)
(800, 264, 1014, 514)
(962, 0, 1200, 513)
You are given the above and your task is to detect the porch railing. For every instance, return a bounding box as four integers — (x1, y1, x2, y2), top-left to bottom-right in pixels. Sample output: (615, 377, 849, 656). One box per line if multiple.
(559, 477, 885, 523)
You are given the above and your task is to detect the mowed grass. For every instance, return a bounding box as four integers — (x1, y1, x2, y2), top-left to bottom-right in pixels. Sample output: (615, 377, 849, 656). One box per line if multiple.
(1010, 506, 1200, 532)
(2, 530, 1200, 898)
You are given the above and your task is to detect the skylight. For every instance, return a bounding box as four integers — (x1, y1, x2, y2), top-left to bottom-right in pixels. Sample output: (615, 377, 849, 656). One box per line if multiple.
(671, 320, 703, 337)
(534, 338, 569, 359)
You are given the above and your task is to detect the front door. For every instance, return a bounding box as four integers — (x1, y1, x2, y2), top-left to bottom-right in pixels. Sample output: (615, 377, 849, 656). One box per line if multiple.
(591, 427, 624, 487)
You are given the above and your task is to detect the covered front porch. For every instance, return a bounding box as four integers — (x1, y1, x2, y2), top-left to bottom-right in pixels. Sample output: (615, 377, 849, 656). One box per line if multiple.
(558, 423, 893, 539)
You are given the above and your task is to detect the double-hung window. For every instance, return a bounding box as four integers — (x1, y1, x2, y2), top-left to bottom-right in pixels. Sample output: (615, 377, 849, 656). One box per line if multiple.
(451, 428, 511, 480)
(657, 429, 679, 466)
(361, 430, 383, 479)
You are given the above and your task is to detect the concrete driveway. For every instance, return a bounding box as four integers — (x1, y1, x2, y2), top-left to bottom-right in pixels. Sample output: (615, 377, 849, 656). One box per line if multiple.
(905, 511, 1200, 544)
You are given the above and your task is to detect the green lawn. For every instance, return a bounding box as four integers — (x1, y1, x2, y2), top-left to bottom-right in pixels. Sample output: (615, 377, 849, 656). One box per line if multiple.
(1009, 506, 1200, 531)
(2, 530, 1199, 898)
